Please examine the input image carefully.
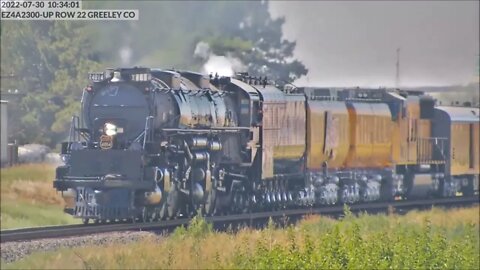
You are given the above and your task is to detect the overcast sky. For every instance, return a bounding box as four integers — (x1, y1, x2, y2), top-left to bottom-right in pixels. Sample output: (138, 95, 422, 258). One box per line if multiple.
(269, 1, 479, 87)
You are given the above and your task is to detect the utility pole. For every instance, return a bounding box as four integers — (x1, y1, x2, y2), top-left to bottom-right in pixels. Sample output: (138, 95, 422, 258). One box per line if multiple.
(395, 48, 400, 88)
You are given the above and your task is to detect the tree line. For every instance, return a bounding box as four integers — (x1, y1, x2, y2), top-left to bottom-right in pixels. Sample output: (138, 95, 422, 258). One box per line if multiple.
(0, 1, 308, 148)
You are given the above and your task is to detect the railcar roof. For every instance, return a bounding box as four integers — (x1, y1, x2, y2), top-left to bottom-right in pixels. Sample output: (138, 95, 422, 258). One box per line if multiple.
(436, 106, 480, 122)
(386, 91, 406, 101)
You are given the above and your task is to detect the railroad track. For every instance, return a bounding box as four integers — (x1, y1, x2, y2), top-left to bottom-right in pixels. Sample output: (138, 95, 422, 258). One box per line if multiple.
(1, 196, 478, 243)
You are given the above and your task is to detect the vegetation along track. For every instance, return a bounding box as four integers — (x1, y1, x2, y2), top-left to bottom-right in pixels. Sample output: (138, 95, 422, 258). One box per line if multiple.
(1, 196, 478, 243)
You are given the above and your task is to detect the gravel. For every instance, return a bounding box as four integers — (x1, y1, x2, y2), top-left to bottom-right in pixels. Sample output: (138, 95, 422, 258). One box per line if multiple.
(1, 231, 158, 264)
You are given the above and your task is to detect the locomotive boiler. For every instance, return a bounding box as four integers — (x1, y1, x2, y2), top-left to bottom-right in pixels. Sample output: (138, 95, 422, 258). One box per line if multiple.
(55, 68, 249, 222)
(54, 67, 479, 223)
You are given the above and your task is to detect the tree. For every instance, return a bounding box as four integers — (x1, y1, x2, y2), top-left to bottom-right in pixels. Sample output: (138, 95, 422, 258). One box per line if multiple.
(0, 1, 306, 147)
(204, 1, 308, 82)
(0, 21, 101, 147)
(89, 1, 307, 82)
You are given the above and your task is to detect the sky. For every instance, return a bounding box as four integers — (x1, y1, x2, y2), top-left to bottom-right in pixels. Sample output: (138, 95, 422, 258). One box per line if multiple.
(269, 1, 479, 87)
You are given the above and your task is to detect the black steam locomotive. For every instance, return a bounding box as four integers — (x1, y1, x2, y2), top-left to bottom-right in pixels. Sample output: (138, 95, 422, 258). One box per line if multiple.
(54, 67, 479, 224)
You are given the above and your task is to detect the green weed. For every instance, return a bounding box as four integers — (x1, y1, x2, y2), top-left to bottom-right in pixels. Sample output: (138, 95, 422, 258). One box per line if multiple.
(3, 206, 479, 269)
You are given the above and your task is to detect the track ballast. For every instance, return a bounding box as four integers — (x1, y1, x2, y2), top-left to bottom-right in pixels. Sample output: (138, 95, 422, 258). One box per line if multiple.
(1, 196, 478, 243)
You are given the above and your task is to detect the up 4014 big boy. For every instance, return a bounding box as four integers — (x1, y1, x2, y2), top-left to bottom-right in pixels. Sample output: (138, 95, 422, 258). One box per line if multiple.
(54, 67, 479, 224)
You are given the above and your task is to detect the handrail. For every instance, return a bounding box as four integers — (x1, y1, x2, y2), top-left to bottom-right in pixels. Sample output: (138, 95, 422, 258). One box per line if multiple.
(66, 116, 91, 153)
(67, 116, 81, 151)
(416, 137, 447, 164)
(142, 116, 154, 149)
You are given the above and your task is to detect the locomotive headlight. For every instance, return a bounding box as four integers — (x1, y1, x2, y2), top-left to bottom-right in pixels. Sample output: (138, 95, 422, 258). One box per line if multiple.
(110, 71, 122, 82)
(104, 123, 118, 136)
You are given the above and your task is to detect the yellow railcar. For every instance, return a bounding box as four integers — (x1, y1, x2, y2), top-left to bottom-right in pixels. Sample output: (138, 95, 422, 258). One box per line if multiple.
(255, 85, 306, 179)
(344, 102, 394, 168)
(306, 100, 350, 170)
(434, 106, 480, 176)
(395, 95, 442, 166)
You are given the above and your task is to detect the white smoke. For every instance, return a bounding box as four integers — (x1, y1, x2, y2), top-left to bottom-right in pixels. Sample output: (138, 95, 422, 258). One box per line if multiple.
(203, 55, 245, 77)
(194, 41, 211, 60)
(119, 46, 132, 66)
(194, 41, 245, 77)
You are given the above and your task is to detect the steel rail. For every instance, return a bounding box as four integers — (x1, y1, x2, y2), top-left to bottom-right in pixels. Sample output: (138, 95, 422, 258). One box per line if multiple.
(1, 196, 478, 243)
(0, 219, 188, 243)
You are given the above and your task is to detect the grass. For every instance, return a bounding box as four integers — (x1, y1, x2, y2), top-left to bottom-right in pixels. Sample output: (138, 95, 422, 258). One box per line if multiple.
(0, 164, 78, 229)
(4, 206, 479, 269)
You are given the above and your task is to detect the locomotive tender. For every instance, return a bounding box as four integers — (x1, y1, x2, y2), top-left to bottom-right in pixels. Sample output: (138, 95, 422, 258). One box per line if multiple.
(53, 67, 480, 223)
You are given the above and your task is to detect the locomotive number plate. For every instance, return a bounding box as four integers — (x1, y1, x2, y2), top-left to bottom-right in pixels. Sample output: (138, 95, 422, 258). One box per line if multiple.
(100, 135, 113, 149)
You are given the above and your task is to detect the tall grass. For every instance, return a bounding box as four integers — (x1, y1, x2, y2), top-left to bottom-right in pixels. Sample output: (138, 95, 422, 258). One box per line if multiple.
(4, 206, 479, 269)
(0, 164, 77, 229)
